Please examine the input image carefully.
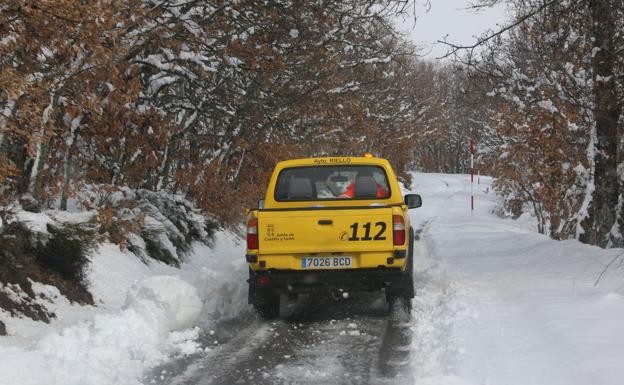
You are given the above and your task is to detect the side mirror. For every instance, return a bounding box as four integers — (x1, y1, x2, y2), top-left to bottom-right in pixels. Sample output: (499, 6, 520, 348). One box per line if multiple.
(404, 194, 422, 209)
(258, 199, 265, 209)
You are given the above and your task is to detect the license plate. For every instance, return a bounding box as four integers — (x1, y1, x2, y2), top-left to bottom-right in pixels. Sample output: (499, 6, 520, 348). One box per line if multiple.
(301, 256, 352, 269)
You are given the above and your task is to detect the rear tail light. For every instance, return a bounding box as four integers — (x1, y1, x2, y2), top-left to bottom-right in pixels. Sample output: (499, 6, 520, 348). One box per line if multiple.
(247, 218, 258, 249)
(393, 215, 406, 246)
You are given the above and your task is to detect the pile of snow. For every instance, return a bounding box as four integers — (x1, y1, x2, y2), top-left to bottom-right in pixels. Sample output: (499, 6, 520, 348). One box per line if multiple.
(88, 231, 248, 323)
(0, 230, 248, 385)
(124, 276, 202, 332)
(178, 235, 249, 322)
(0, 275, 202, 385)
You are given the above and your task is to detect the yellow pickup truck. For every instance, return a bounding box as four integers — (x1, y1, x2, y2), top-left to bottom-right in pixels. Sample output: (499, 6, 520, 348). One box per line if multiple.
(245, 154, 422, 318)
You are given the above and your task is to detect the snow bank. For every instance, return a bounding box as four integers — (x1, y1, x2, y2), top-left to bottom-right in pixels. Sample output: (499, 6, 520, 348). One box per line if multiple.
(0, 227, 248, 385)
(124, 275, 202, 332)
(414, 375, 476, 385)
(177, 231, 249, 323)
(0, 275, 202, 385)
(1, 180, 247, 385)
(88, 230, 248, 328)
(406, 172, 624, 385)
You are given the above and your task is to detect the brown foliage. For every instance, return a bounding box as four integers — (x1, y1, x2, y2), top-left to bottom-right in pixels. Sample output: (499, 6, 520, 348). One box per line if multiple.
(484, 98, 588, 236)
(1, 1, 427, 226)
(1, 1, 152, 203)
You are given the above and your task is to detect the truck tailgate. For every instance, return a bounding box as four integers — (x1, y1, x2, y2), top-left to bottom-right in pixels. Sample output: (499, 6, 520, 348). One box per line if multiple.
(257, 207, 394, 254)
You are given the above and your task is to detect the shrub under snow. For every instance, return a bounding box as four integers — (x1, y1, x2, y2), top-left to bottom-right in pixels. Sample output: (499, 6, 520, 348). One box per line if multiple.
(82, 186, 218, 266)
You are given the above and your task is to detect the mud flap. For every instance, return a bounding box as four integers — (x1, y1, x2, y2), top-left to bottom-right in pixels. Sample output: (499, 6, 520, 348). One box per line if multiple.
(248, 271, 280, 319)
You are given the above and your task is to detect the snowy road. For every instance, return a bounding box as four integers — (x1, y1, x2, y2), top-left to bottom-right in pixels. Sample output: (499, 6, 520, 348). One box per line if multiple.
(149, 293, 414, 385)
(145, 172, 624, 385)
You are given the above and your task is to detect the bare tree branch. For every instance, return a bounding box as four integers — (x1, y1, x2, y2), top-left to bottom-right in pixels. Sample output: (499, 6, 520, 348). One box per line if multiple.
(594, 250, 624, 287)
(436, 0, 561, 59)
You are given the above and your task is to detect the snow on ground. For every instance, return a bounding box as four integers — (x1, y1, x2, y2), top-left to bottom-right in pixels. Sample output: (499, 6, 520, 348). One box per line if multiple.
(406, 172, 624, 385)
(2, 172, 624, 385)
(0, 229, 248, 385)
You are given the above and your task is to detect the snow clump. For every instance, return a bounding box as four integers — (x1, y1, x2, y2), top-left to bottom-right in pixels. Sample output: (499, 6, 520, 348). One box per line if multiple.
(124, 275, 203, 332)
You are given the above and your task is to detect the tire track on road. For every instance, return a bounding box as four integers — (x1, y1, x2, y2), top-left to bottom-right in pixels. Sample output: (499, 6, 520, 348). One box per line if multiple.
(153, 294, 416, 385)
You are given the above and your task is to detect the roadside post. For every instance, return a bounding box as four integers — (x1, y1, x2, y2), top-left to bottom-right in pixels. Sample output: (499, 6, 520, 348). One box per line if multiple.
(470, 139, 475, 218)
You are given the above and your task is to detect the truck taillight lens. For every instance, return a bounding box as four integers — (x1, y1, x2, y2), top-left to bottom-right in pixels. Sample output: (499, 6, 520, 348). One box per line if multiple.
(247, 218, 258, 249)
(393, 215, 406, 245)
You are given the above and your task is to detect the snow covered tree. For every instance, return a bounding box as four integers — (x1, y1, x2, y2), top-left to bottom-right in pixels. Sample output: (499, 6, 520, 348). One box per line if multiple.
(123, 0, 426, 216)
(0, 0, 158, 205)
(458, 0, 623, 246)
(1, 0, 428, 224)
(579, 0, 623, 247)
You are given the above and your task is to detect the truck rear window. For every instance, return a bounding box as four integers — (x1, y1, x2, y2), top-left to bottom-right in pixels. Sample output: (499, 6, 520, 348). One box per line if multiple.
(274, 166, 390, 201)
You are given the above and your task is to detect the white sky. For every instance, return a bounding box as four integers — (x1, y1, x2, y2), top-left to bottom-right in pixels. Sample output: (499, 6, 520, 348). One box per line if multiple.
(394, 0, 510, 60)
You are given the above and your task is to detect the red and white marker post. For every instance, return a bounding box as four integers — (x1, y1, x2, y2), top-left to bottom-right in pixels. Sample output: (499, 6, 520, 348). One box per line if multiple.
(470, 139, 476, 217)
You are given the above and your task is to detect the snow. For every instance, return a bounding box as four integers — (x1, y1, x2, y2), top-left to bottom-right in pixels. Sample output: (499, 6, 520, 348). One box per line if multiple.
(0, 229, 247, 385)
(537, 99, 558, 113)
(362, 56, 391, 64)
(147, 75, 177, 94)
(89, 242, 166, 307)
(124, 276, 202, 332)
(0, 34, 16, 46)
(406, 172, 624, 385)
(14, 210, 56, 233)
(328, 81, 360, 94)
(2, 173, 624, 385)
(0, 282, 199, 385)
(12, 209, 96, 235)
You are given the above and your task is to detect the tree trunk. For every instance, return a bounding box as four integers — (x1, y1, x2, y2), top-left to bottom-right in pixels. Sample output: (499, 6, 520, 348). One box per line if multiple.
(158, 135, 179, 191)
(60, 119, 81, 211)
(0, 99, 14, 152)
(580, 0, 622, 247)
(29, 93, 60, 202)
(29, 139, 50, 202)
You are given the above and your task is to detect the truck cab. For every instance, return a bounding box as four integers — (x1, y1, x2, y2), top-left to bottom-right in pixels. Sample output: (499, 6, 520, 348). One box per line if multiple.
(245, 155, 422, 318)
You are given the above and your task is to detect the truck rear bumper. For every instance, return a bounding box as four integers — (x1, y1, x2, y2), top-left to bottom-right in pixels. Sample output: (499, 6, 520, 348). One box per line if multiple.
(248, 268, 413, 297)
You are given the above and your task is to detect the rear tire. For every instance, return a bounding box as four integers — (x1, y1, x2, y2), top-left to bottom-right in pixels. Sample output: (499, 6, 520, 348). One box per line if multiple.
(387, 294, 412, 315)
(404, 227, 415, 298)
(387, 227, 415, 318)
